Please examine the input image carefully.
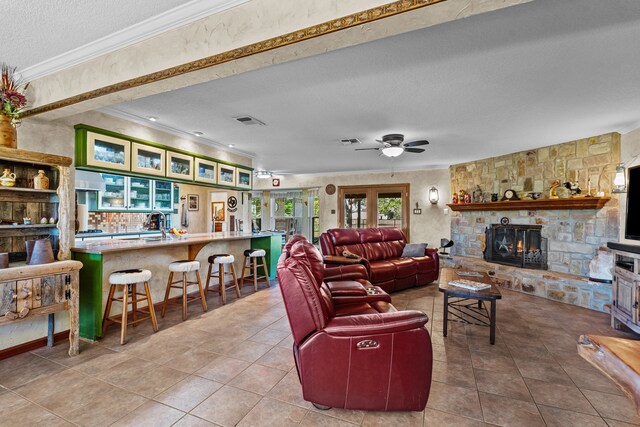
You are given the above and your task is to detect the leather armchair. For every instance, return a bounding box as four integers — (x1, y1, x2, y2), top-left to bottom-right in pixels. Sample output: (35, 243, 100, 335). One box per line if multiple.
(277, 236, 433, 411)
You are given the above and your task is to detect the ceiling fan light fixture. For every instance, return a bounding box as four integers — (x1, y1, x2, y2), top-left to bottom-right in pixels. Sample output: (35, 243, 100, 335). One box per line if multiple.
(256, 170, 272, 179)
(381, 146, 404, 157)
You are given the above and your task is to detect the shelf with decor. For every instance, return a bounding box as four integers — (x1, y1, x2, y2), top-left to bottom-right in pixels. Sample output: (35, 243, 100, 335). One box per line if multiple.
(447, 197, 611, 212)
(0, 187, 58, 194)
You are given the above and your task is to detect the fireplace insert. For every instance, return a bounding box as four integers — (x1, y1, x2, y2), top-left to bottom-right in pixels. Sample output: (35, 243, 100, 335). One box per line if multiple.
(484, 224, 547, 270)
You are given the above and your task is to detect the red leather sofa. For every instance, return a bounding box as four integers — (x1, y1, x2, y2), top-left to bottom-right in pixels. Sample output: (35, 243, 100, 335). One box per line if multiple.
(277, 236, 433, 411)
(320, 227, 439, 292)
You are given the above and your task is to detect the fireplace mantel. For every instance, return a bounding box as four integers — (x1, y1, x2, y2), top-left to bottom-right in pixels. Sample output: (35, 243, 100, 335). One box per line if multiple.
(447, 197, 611, 212)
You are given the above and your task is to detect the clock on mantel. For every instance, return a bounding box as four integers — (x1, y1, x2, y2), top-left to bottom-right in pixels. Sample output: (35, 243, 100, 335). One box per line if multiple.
(447, 196, 611, 212)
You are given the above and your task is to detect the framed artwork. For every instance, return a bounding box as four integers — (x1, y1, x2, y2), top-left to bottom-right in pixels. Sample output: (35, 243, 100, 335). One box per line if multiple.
(195, 158, 217, 184)
(166, 151, 194, 180)
(86, 131, 131, 171)
(236, 169, 252, 189)
(131, 143, 165, 176)
(211, 202, 225, 221)
(218, 165, 236, 186)
(188, 194, 199, 211)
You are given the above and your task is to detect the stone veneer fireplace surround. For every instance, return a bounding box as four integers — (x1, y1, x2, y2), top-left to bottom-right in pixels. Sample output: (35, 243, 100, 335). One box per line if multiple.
(484, 224, 547, 270)
(448, 132, 621, 311)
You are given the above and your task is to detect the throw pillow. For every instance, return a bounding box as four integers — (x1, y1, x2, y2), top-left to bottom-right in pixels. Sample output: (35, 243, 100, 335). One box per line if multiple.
(401, 243, 427, 257)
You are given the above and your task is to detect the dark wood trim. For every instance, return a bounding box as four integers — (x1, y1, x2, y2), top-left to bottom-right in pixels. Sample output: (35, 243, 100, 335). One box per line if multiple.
(0, 146, 72, 167)
(0, 330, 70, 361)
(447, 197, 611, 212)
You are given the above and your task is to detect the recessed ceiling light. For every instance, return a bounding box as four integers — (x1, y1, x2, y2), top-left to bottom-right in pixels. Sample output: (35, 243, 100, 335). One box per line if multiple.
(148, 116, 158, 122)
(193, 131, 203, 137)
(228, 144, 235, 148)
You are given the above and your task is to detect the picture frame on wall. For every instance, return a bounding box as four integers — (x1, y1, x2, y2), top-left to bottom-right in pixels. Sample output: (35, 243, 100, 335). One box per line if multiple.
(188, 194, 199, 211)
(211, 201, 225, 221)
(236, 169, 252, 189)
(218, 165, 236, 186)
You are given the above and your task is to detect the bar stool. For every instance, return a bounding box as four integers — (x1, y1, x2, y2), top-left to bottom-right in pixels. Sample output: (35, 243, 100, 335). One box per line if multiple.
(240, 249, 270, 291)
(102, 269, 158, 345)
(206, 254, 240, 305)
(161, 260, 207, 321)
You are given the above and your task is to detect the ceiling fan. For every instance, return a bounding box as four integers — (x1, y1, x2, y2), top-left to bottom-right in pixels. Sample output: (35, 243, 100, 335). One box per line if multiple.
(355, 134, 429, 157)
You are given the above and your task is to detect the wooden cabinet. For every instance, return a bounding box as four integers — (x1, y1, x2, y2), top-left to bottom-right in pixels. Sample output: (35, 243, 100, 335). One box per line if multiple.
(84, 131, 131, 172)
(611, 248, 640, 333)
(0, 261, 81, 355)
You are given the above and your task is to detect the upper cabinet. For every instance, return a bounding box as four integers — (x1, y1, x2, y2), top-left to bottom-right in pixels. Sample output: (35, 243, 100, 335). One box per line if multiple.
(75, 125, 252, 190)
(85, 132, 131, 172)
(166, 152, 193, 181)
(195, 158, 217, 185)
(236, 168, 252, 189)
(132, 143, 165, 177)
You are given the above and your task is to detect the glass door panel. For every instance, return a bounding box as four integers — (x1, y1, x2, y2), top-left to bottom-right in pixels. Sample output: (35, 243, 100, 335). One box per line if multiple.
(153, 180, 173, 212)
(98, 174, 126, 210)
(377, 191, 403, 229)
(343, 192, 367, 228)
(128, 177, 152, 211)
(86, 132, 130, 171)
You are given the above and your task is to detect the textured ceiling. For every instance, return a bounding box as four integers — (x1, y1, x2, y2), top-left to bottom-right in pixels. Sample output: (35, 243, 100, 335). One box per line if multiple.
(109, 0, 640, 175)
(5, 0, 194, 70)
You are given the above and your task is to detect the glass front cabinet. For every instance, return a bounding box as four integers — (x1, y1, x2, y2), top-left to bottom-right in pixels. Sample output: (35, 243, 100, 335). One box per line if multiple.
(153, 180, 174, 212)
(85, 132, 131, 172)
(98, 175, 173, 212)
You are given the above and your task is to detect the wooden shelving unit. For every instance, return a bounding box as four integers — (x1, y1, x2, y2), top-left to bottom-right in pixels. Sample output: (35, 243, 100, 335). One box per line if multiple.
(447, 197, 611, 212)
(0, 224, 57, 229)
(0, 187, 57, 194)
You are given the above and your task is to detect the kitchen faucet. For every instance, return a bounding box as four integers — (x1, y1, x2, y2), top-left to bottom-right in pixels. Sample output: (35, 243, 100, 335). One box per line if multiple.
(144, 210, 167, 239)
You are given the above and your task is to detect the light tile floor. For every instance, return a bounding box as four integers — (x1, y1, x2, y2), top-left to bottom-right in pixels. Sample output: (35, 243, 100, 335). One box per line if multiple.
(1, 280, 639, 426)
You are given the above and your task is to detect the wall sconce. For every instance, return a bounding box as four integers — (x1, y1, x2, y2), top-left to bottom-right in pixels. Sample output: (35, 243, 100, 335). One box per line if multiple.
(613, 163, 627, 193)
(429, 186, 439, 204)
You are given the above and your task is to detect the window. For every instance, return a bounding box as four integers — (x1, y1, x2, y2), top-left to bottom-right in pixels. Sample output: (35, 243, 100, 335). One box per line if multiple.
(338, 184, 410, 239)
(250, 192, 262, 230)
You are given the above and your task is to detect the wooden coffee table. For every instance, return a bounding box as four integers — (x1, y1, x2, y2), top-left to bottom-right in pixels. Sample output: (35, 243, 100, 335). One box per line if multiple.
(439, 268, 502, 345)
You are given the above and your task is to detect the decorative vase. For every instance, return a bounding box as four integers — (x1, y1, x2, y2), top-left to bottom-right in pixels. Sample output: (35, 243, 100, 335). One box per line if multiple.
(33, 170, 49, 190)
(0, 168, 16, 187)
(0, 115, 17, 149)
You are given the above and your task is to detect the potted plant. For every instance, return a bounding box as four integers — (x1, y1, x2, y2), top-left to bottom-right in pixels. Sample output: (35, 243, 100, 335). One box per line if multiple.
(0, 63, 29, 149)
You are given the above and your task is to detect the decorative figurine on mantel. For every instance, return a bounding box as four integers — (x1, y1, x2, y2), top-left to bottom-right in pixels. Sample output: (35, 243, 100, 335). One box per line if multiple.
(0, 168, 16, 187)
(564, 181, 582, 197)
(472, 185, 483, 203)
(33, 170, 49, 190)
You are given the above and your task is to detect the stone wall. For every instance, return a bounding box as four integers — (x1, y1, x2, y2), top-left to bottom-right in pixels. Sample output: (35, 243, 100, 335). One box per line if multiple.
(450, 132, 621, 277)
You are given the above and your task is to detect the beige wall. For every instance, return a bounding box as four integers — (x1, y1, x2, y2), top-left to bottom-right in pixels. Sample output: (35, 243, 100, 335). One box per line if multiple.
(253, 168, 451, 247)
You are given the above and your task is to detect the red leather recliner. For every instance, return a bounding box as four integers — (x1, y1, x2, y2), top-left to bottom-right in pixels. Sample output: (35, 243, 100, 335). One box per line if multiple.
(277, 236, 433, 411)
(320, 227, 439, 292)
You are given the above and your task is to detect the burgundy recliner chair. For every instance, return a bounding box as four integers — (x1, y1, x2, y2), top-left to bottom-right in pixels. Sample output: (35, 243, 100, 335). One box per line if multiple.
(277, 236, 433, 411)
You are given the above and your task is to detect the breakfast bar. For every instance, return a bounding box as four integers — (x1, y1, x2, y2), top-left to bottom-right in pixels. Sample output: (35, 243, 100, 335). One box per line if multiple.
(71, 231, 281, 340)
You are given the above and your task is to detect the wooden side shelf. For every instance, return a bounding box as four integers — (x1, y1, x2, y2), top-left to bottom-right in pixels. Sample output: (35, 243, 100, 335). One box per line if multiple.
(0, 187, 57, 194)
(447, 197, 611, 211)
(0, 224, 57, 229)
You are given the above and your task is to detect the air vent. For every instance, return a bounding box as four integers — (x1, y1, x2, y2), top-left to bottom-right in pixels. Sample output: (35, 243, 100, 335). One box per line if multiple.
(339, 138, 361, 146)
(235, 116, 265, 126)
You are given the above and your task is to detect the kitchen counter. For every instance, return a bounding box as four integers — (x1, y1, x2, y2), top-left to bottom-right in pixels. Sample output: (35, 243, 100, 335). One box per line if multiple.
(71, 231, 278, 255)
(75, 230, 162, 240)
(71, 231, 282, 340)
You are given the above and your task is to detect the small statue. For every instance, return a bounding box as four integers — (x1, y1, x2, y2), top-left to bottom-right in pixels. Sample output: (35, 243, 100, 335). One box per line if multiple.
(472, 185, 483, 203)
(452, 193, 458, 204)
(564, 181, 581, 196)
(491, 193, 498, 202)
(549, 180, 560, 198)
(464, 193, 471, 204)
(459, 189, 467, 203)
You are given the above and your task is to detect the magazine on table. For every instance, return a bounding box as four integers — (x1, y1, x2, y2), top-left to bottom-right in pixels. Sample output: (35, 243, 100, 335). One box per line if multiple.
(455, 271, 484, 278)
(448, 278, 491, 291)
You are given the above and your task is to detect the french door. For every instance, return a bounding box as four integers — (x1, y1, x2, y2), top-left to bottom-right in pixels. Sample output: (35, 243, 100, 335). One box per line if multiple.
(338, 184, 410, 240)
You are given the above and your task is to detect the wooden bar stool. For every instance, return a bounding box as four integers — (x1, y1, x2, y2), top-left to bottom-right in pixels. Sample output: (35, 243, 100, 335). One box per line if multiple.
(102, 269, 158, 345)
(206, 254, 240, 305)
(161, 260, 207, 321)
(240, 249, 270, 291)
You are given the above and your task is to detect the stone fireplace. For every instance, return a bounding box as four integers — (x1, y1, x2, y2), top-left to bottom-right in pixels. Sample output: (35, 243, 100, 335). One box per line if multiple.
(484, 224, 547, 270)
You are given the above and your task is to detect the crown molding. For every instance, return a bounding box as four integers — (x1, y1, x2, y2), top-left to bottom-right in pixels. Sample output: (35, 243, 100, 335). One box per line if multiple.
(20, 0, 249, 82)
(100, 106, 256, 159)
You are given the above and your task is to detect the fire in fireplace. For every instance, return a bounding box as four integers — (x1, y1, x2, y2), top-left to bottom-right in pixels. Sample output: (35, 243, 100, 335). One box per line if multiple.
(484, 224, 547, 270)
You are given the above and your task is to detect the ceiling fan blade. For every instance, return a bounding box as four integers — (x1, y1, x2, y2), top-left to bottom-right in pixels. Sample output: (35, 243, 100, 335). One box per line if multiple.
(404, 148, 425, 153)
(355, 148, 380, 151)
(403, 140, 429, 147)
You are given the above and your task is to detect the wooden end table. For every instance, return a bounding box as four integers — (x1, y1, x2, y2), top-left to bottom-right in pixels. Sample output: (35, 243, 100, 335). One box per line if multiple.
(438, 268, 502, 345)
